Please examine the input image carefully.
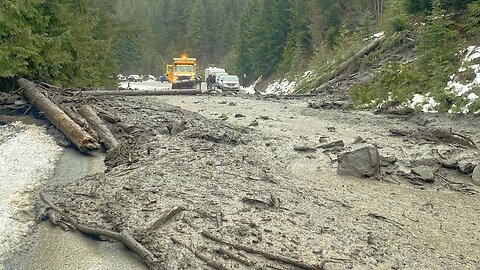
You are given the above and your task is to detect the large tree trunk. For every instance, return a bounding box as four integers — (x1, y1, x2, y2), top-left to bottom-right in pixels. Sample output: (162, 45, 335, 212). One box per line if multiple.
(312, 36, 385, 94)
(77, 89, 202, 96)
(17, 78, 99, 152)
(76, 105, 119, 151)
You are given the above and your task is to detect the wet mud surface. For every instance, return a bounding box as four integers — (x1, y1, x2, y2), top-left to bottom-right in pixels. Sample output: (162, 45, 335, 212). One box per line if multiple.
(38, 94, 480, 269)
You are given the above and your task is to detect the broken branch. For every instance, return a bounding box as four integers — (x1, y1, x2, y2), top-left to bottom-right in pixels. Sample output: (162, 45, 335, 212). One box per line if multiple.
(201, 231, 324, 270)
(39, 192, 157, 267)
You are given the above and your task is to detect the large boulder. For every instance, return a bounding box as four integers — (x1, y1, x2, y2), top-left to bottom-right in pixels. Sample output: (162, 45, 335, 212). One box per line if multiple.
(338, 146, 381, 178)
(411, 166, 435, 183)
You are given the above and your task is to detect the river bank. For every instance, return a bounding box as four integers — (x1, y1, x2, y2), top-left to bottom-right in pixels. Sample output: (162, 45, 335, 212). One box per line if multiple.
(1, 122, 147, 270)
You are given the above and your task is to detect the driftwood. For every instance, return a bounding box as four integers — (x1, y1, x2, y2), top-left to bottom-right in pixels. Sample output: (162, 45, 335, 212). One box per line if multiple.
(201, 231, 324, 270)
(77, 89, 202, 96)
(39, 193, 157, 267)
(17, 78, 99, 151)
(217, 248, 256, 266)
(147, 206, 185, 231)
(76, 105, 119, 151)
(171, 237, 228, 270)
(312, 36, 385, 94)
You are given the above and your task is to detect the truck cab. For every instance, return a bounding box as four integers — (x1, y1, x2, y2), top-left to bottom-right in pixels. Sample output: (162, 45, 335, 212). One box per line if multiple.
(166, 57, 197, 83)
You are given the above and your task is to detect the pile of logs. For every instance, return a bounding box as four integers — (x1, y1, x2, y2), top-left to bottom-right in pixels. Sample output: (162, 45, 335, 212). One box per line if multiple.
(17, 78, 119, 152)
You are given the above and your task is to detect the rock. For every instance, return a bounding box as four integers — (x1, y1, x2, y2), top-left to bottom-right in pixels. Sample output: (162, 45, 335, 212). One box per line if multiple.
(472, 165, 480, 186)
(258, 116, 272, 120)
(294, 146, 317, 153)
(458, 160, 475, 174)
(381, 155, 398, 167)
(308, 101, 344, 110)
(249, 120, 259, 127)
(320, 140, 344, 149)
(440, 159, 458, 169)
(235, 113, 246, 118)
(338, 146, 381, 178)
(218, 114, 228, 120)
(411, 166, 435, 183)
(218, 101, 228, 104)
(353, 136, 366, 144)
(228, 102, 237, 106)
(318, 136, 329, 143)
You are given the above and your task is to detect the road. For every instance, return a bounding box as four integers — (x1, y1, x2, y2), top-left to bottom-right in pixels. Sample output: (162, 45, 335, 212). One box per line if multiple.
(3, 80, 480, 269)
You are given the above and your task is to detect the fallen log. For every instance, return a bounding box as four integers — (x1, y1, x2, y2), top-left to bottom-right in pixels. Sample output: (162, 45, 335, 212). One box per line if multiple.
(93, 105, 120, 123)
(61, 105, 99, 140)
(17, 78, 99, 152)
(201, 231, 325, 270)
(77, 89, 202, 96)
(39, 193, 157, 267)
(76, 105, 119, 151)
(311, 36, 385, 94)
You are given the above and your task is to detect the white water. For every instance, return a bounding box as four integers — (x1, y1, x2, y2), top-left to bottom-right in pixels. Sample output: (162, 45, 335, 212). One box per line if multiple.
(0, 123, 62, 267)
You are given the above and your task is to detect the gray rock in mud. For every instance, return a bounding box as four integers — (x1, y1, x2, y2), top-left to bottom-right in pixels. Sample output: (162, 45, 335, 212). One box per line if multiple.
(353, 136, 366, 144)
(458, 160, 475, 174)
(381, 155, 398, 167)
(412, 166, 435, 183)
(338, 146, 380, 178)
(320, 140, 344, 149)
(472, 164, 480, 186)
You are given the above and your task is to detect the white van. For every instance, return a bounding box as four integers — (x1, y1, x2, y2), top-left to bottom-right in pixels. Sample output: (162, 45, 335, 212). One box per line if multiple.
(205, 67, 226, 82)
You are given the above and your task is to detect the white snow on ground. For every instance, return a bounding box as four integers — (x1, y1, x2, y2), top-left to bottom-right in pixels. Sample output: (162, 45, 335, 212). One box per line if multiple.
(446, 46, 480, 113)
(244, 77, 261, 95)
(264, 78, 297, 95)
(364, 31, 385, 41)
(404, 46, 480, 114)
(0, 123, 62, 266)
(302, 70, 314, 79)
(408, 93, 439, 113)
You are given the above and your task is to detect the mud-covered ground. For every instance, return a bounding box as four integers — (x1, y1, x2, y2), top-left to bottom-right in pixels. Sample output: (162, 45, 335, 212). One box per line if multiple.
(41, 93, 480, 270)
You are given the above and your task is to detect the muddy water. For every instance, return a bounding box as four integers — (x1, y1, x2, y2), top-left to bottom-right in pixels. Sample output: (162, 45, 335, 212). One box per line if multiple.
(5, 148, 147, 270)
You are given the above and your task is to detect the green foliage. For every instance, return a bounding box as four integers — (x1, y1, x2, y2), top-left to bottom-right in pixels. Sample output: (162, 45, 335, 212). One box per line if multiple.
(417, 0, 459, 90)
(464, 1, 480, 37)
(381, 0, 410, 34)
(349, 62, 422, 107)
(0, 0, 118, 87)
(350, 0, 465, 113)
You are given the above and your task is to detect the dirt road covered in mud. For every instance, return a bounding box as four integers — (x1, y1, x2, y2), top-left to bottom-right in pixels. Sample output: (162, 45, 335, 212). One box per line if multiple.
(40, 93, 480, 270)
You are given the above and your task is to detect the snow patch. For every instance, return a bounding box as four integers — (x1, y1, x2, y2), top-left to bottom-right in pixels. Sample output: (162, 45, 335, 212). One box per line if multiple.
(364, 31, 385, 41)
(445, 46, 480, 113)
(302, 70, 314, 79)
(0, 123, 62, 264)
(244, 77, 261, 95)
(409, 93, 439, 113)
(264, 78, 297, 95)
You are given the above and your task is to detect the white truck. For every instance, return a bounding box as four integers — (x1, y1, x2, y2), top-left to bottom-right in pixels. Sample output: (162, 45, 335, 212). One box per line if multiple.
(204, 67, 226, 82)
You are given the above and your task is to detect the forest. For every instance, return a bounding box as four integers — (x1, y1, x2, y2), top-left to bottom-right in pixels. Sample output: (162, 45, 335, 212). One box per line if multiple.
(1, 0, 479, 88)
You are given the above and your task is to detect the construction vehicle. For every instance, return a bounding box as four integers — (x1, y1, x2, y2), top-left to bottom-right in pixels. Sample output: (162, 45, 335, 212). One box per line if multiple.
(166, 55, 201, 89)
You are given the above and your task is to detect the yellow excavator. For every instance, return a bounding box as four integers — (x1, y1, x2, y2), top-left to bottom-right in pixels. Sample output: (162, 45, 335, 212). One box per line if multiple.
(166, 54, 201, 89)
